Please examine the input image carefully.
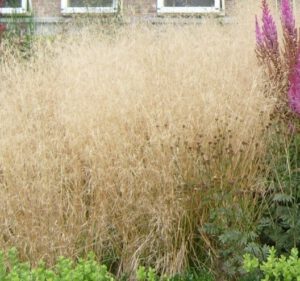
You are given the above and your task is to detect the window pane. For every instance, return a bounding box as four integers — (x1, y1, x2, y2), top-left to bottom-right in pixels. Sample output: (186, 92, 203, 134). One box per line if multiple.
(68, 0, 114, 7)
(164, 0, 214, 7)
(0, 0, 22, 7)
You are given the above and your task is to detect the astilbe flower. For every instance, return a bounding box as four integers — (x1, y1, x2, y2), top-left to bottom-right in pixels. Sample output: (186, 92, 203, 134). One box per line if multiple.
(255, 16, 264, 55)
(261, 0, 279, 56)
(255, 15, 264, 49)
(281, 0, 296, 37)
(288, 50, 300, 115)
(280, 0, 299, 76)
(255, 0, 279, 54)
(255, 0, 281, 80)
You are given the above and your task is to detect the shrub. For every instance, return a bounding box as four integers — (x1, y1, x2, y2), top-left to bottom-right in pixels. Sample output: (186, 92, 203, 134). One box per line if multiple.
(0, 248, 115, 281)
(0, 248, 214, 281)
(243, 247, 300, 281)
(258, 123, 300, 254)
(136, 266, 214, 281)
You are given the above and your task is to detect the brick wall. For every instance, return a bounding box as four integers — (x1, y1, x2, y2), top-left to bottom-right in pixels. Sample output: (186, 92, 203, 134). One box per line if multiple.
(32, 0, 61, 16)
(123, 0, 157, 16)
(30, 0, 235, 18)
(224, 0, 235, 16)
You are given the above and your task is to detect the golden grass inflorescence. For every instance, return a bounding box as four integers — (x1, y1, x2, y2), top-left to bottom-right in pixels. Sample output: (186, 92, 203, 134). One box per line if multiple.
(0, 2, 277, 276)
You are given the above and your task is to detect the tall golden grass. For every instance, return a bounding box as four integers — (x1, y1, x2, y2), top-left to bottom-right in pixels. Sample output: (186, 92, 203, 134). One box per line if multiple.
(0, 1, 277, 276)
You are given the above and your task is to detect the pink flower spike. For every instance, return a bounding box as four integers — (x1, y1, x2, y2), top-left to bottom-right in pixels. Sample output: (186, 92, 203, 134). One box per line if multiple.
(255, 15, 264, 47)
(280, 0, 296, 38)
(288, 51, 300, 116)
(261, 0, 279, 54)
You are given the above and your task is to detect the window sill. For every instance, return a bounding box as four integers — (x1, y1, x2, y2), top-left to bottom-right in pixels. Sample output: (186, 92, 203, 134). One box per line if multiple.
(61, 7, 118, 15)
(157, 7, 222, 14)
(0, 8, 29, 15)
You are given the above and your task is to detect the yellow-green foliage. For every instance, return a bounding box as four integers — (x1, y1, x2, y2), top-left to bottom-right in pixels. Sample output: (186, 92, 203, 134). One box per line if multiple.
(244, 247, 300, 280)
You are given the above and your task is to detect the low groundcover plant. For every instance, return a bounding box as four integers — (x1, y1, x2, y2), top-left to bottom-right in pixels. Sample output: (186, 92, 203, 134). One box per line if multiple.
(243, 247, 300, 280)
(0, 248, 214, 281)
(0, 248, 115, 281)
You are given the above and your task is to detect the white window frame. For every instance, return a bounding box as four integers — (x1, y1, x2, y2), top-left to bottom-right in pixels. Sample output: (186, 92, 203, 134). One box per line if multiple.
(0, 0, 28, 14)
(157, 0, 222, 14)
(61, 0, 118, 14)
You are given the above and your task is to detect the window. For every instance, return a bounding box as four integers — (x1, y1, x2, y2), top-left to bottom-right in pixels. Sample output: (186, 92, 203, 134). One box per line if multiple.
(0, 0, 28, 14)
(61, 0, 118, 14)
(157, 0, 222, 14)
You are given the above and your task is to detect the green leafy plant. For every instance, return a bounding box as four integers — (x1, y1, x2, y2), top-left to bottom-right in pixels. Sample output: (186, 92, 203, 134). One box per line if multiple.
(0, 248, 215, 281)
(258, 127, 300, 254)
(168, 269, 214, 281)
(243, 247, 300, 281)
(202, 192, 269, 279)
(0, 248, 115, 281)
(136, 266, 215, 281)
(136, 266, 158, 281)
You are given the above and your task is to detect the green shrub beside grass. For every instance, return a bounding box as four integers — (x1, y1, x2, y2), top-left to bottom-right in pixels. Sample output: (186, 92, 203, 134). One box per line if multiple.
(258, 124, 300, 255)
(0, 248, 214, 281)
(0, 248, 114, 281)
(136, 267, 214, 281)
(243, 247, 300, 281)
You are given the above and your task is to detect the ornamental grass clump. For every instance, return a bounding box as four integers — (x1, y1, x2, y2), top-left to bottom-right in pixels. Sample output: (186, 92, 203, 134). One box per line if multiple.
(0, 15, 275, 278)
